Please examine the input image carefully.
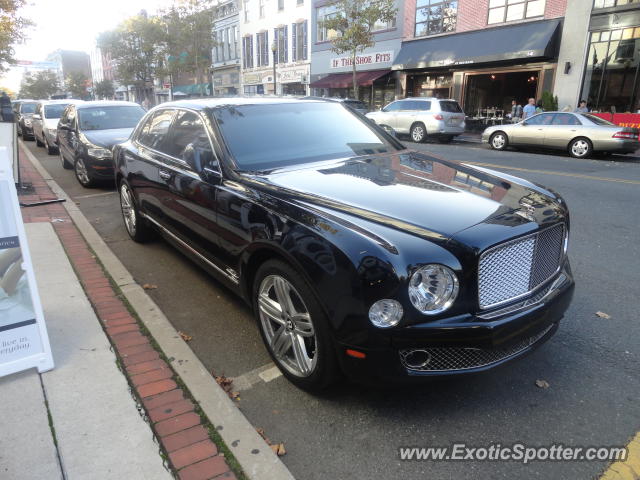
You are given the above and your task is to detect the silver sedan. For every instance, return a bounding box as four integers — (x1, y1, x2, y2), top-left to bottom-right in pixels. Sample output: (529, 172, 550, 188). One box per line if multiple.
(482, 112, 640, 158)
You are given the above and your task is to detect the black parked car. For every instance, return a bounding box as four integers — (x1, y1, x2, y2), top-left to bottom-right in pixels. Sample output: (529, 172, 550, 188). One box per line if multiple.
(114, 98, 574, 391)
(15, 100, 39, 139)
(57, 101, 145, 187)
(302, 96, 369, 114)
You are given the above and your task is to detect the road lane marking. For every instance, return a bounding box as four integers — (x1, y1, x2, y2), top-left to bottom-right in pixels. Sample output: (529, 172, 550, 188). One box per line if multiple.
(601, 432, 640, 480)
(73, 191, 117, 200)
(232, 363, 282, 392)
(465, 162, 640, 185)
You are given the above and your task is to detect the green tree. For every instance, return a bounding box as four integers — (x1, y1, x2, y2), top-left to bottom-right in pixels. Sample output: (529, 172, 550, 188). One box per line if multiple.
(18, 70, 60, 99)
(320, 0, 396, 99)
(97, 13, 166, 102)
(541, 91, 558, 111)
(0, 0, 33, 73)
(66, 71, 88, 99)
(94, 78, 115, 99)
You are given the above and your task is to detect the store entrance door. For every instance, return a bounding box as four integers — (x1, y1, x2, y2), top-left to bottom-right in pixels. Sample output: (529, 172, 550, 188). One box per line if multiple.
(464, 71, 539, 116)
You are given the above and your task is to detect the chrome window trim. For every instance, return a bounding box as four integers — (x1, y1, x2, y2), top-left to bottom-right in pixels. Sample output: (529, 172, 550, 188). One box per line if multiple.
(140, 212, 239, 285)
(478, 223, 566, 310)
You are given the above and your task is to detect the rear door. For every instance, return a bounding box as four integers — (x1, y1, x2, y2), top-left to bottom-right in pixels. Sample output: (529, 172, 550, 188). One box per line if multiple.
(397, 100, 431, 133)
(437, 100, 465, 128)
(544, 113, 583, 149)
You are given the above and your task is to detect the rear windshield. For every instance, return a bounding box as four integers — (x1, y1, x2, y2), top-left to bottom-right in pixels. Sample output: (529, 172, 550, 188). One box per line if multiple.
(581, 114, 615, 126)
(20, 103, 37, 114)
(438, 101, 463, 113)
(78, 106, 145, 131)
(213, 102, 399, 171)
(44, 104, 68, 119)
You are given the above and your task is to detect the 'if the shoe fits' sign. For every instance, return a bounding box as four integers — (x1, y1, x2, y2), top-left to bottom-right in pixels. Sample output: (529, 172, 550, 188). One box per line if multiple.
(0, 147, 53, 377)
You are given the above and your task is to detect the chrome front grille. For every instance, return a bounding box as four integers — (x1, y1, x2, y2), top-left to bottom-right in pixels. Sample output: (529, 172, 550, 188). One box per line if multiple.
(399, 324, 554, 372)
(478, 224, 565, 309)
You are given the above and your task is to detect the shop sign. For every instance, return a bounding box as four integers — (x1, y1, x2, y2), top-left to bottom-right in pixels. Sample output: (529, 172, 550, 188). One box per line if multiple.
(591, 112, 640, 129)
(331, 51, 393, 69)
(243, 73, 263, 85)
(0, 148, 54, 377)
(279, 68, 308, 83)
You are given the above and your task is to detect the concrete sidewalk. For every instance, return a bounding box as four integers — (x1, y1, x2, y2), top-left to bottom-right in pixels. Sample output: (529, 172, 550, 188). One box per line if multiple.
(0, 222, 171, 479)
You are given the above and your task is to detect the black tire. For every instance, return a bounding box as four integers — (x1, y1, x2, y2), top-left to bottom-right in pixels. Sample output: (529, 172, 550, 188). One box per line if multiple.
(568, 137, 592, 159)
(410, 122, 427, 143)
(437, 135, 454, 144)
(119, 180, 154, 242)
(253, 259, 339, 392)
(74, 157, 96, 188)
(35, 134, 43, 147)
(45, 136, 56, 155)
(489, 131, 508, 151)
(59, 148, 72, 169)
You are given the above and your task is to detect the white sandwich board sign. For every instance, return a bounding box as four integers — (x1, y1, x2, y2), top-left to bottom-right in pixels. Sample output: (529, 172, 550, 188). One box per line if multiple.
(0, 147, 54, 376)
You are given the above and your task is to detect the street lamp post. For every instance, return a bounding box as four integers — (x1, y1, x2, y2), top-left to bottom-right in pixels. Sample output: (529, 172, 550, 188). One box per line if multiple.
(271, 41, 277, 95)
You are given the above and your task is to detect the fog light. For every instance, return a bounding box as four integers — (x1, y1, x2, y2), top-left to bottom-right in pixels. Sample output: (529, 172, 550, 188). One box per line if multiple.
(368, 299, 403, 328)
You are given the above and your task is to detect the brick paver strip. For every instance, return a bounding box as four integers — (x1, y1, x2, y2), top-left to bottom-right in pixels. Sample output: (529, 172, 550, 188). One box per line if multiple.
(15, 146, 240, 478)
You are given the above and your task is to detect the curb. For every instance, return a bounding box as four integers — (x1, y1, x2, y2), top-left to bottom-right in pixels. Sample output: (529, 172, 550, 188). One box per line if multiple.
(20, 142, 295, 480)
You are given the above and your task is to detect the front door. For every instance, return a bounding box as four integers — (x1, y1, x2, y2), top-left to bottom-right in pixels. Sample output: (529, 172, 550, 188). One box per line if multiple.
(544, 113, 583, 149)
(511, 113, 554, 145)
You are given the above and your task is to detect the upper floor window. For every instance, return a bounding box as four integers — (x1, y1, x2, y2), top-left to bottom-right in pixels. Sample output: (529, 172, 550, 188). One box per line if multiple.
(317, 5, 339, 42)
(256, 31, 269, 66)
(259, 0, 265, 17)
(274, 25, 288, 63)
(244, 0, 249, 22)
(488, 0, 545, 24)
(594, 0, 640, 7)
(278, 0, 284, 10)
(415, 0, 457, 37)
(242, 36, 254, 68)
(292, 21, 308, 61)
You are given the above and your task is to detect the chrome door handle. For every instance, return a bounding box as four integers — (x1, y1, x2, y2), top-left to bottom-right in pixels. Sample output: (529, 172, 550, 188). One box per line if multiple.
(159, 170, 171, 180)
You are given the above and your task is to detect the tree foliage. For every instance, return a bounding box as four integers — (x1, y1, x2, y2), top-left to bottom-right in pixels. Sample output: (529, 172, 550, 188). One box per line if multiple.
(320, 0, 396, 99)
(66, 71, 88, 99)
(0, 0, 33, 73)
(94, 78, 115, 99)
(18, 70, 60, 99)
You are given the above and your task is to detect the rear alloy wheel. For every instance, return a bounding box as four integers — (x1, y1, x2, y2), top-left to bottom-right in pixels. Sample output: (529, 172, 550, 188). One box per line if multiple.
(410, 123, 427, 143)
(254, 260, 339, 391)
(568, 137, 592, 159)
(119, 181, 154, 242)
(490, 131, 508, 151)
(74, 157, 95, 188)
(59, 149, 72, 169)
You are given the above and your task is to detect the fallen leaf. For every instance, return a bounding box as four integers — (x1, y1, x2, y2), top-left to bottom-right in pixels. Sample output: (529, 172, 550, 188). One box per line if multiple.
(595, 311, 611, 319)
(143, 283, 158, 290)
(256, 428, 270, 443)
(178, 331, 193, 342)
(270, 443, 286, 456)
(535, 379, 550, 389)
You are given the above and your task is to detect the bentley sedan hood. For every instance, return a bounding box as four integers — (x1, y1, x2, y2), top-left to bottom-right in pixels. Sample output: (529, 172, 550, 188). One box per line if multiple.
(255, 151, 562, 242)
(82, 128, 134, 149)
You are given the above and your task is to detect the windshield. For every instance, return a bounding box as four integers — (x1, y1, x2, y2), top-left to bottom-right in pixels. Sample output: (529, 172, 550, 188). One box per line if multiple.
(213, 102, 400, 171)
(20, 103, 37, 114)
(44, 104, 68, 119)
(78, 106, 145, 131)
(581, 114, 615, 126)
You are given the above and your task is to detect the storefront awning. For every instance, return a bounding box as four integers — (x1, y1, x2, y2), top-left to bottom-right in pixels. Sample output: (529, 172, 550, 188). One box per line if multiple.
(392, 19, 562, 70)
(310, 70, 390, 89)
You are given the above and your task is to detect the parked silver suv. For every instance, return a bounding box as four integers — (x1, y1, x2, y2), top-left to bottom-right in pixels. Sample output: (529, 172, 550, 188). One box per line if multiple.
(366, 97, 466, 143)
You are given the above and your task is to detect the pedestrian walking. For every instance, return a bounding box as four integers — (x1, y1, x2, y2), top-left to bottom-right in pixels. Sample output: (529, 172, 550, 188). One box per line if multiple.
(0, 91, 12, 122)
(575, 100, 589, 113)
(523, 98, 536, 119)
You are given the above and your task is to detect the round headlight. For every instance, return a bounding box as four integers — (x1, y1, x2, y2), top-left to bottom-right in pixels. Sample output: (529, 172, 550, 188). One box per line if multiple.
(369, 299, 403, 328)
(408, 264, 459, 315)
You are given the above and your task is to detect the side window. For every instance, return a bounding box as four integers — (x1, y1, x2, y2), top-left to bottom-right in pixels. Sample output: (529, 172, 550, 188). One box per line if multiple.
(526, 114, 553, 126)
(551, 114, 582, 126)
(414, 100, 431, 111)
(383, 101, 401, 112)
(137, 110, 175, 152)
(165, 111, 215, 169)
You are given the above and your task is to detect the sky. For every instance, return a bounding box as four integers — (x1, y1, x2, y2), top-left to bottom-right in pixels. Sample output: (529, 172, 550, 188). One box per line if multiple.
(1, 0, 177, 91)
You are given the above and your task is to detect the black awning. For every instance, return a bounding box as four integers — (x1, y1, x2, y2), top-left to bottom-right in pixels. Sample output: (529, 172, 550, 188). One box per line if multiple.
(392, 19, 562, 70)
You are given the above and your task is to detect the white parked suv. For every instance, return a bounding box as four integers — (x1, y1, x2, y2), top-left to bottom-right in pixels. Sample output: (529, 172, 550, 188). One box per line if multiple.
(366, 97, 466, 143)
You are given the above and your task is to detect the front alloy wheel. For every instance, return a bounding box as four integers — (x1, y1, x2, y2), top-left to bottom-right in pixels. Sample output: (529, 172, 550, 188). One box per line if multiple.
(490, 132, 508, 150)
(119, 182, 153, 242)
(74, 158, 94, 188)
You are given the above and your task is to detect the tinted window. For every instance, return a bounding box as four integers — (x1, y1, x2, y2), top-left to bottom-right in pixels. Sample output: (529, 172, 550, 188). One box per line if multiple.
(213, 102, 399, 171)
(526, 113, 554, 125)
(165, 111, 214, 167)
(44, 104, 68, 119)
(20, 103, 37, 114)
(137, 110, 174, 151)
(78, 105, 145, 131)
(382, 102, 402, 112)
(406, 100, 431, 111)
(581, 114, 615, 126)
(438, 101, 463, 113)
(551, 114, 582, 126)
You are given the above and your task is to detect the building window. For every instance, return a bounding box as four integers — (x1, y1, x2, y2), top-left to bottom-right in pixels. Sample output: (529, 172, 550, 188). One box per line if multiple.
(297, 0, 303, 4)
(488, 0, 545, 24)
(234, 26, 239, 59)
(278, 0, 284, 10)
(292, 21, 308, 61)
(242, 36, 253, 68)
(274, 25, 288, 63)
(317, 5, 339, 42)
(244, 0, 249, 22)
(414, 0, 457, 37)
(256, 31, 269, 66)
(580, 27, 640, 113)
(594, 0, 640, 7)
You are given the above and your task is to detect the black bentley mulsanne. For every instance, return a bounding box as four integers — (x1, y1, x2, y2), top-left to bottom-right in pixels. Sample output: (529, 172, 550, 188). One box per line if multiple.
(113, 98, 574, 391)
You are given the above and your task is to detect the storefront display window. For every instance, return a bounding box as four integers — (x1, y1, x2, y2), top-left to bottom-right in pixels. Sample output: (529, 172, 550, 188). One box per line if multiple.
(464, 71, 538, 115)
(487, 0, 545, 25)
(415, 0, 457, 37)
(410, 74, 452, 98)
(594, 0, 640, 8)
(581, 27, 640, 113)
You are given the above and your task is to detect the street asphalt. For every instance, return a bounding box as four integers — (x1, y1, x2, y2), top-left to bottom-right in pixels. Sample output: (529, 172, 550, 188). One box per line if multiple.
(25, 137, 640, 480)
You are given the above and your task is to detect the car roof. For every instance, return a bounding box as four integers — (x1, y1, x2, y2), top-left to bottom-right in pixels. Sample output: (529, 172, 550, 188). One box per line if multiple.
(37, 99, 83, 105)
(398, 97, 458, 102)
(75, 100, 142, 109)
(302, 96, 364, 103)
(154, 97, 330, 110)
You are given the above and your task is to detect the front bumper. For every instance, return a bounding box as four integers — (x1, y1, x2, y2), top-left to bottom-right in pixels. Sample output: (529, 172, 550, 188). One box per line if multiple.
(84, 156, 115, 180)
(336, 265, 574, 382)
